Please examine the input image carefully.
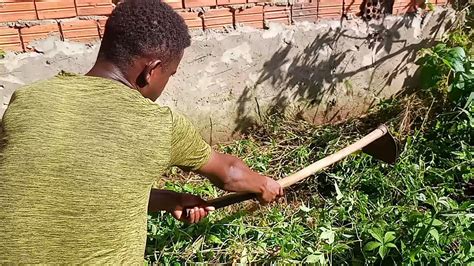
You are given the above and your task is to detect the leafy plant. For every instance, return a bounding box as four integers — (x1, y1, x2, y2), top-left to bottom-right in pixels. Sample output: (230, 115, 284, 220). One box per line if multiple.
(145, 95, 472, 264)
(144, 11, 473, 266)
(364, 229, 398, 259)
(417, 43, 473, 102)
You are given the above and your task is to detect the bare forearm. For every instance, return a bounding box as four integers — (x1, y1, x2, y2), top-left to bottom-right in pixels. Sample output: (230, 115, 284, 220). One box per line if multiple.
(197, 152, 267, 194)
(221, 156, 267, 193)
(148, 189, 179, 212)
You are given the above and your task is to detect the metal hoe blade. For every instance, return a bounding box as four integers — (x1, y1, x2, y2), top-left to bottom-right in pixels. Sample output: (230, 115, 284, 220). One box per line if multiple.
(362, 126, 399, 164)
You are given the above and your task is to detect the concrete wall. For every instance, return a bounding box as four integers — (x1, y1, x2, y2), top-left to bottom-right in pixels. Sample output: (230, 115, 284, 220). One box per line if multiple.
(0, 8, 455, 142)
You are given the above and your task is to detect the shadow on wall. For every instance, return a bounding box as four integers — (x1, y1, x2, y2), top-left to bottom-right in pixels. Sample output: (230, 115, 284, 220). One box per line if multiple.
(233, 10, 452, 135)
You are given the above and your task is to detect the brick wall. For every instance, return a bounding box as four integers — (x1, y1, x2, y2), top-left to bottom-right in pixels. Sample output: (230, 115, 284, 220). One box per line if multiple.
(0, 0, 447, 52)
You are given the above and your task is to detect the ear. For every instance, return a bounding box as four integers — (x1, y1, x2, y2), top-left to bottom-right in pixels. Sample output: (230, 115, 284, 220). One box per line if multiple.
(145, 60, 162, 84)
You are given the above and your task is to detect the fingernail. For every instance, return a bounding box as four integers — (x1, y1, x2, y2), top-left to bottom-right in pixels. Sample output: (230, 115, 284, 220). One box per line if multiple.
(206, 206, 215, 211)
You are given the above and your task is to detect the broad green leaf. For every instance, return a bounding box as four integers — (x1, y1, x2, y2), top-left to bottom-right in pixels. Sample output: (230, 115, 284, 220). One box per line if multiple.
(450, 47, 467, 60)
(386, 243, 397, 249)
(364, 241, 381, 251)
(384, 231, 396, 243)
(305, 253, 325, 264)
(320, 228, 335, 244)
(429, 228, 440, 244)
(450, 57, 466, 72)
(207, 234, 223, 244)
(379, 245, 387, 259)
(432, 219, 443, 226)
(369, 228, 384, 243)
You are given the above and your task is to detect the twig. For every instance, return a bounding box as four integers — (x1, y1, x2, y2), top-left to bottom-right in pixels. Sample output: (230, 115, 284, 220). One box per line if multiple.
(420, 97, 435, 131)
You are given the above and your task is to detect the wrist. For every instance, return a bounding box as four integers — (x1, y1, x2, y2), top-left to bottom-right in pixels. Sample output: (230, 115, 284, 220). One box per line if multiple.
(149, 189, 181, 212)
(256, 175, 269, 195)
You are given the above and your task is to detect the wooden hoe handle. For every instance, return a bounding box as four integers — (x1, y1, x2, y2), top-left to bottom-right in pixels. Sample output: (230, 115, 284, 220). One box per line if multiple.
(207, 125, 389, 209)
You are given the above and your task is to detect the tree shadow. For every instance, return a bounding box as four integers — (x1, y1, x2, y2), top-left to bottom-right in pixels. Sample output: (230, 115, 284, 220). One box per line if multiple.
(233, 10, 450, 134)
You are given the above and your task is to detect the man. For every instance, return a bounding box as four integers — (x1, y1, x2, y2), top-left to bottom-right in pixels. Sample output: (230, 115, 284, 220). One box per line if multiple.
(0, 0, 283, 263)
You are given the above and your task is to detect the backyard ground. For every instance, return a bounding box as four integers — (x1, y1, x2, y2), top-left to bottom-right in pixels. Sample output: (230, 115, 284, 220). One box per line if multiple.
(145, 10, 473, 265)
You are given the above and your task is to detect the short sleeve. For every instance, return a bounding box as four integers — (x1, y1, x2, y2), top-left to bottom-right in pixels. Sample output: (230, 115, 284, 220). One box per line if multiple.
(169, 112, 212, 171)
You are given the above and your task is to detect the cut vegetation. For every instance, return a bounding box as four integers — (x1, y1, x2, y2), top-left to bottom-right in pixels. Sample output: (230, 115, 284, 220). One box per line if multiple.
(145, 8, 473, 265)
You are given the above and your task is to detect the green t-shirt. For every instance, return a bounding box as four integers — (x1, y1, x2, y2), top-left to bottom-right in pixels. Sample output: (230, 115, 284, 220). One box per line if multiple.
(0, 74, 212, 264)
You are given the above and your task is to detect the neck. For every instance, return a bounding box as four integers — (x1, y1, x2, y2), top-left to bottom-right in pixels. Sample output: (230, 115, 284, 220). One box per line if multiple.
(86, 60, 136, 89)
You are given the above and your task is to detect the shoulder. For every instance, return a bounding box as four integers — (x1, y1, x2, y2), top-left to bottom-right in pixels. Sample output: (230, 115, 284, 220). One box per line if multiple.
(169, 110, 196, 128)
(7, 76, 62, 105)
(11, 73, 81, 98)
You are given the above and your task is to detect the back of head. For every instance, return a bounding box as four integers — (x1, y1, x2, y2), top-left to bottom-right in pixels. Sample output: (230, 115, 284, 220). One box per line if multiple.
(99, 0, 191, 70)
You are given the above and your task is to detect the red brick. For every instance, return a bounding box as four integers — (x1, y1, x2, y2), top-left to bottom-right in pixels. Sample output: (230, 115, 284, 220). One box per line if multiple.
(0, 1, 37, 23)
(75, 0, 112, 4)
(76, 0, 114, 15)
(344, 0, 363, 16)
(178, 11, 203, 29)
(35, 0, 77, 19)
(77, 5, 113, 16)
(98, 17, 107, 37)
(318, 0, 343, 19)
(0, 26, 22, 51)
(217, 0, 246, 5)
(247, 0, 267, 3)
(20, 23, 61, 49)
(235, 6, 264, 28)
(161, 0, 183, 8)
(392, 0, 416, 14)
(291, 3, 318, 22)
(435, 0, 448, 5)
(184, 0, 216, 8)
(60, 20, 100, 42)
(292, 0, 311, 4)
(202, 8, 233, 29)
(264, 5, 290, 25)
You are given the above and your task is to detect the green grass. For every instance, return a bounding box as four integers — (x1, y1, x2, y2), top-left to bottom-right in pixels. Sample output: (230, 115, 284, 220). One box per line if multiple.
(146, 96, 473, 265)
(145, 12, 473, 265)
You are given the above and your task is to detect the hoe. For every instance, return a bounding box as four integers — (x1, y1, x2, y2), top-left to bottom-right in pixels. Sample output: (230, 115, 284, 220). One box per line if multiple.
(207, 124, 399, 209)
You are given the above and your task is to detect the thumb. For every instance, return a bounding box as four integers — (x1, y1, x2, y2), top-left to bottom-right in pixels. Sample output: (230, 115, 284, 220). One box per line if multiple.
(171, 209, 183, 220)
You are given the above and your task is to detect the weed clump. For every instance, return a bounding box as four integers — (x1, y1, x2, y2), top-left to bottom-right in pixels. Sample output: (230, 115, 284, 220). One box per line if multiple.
(145, 9, 473, 265)
(147, 90, 472, 264)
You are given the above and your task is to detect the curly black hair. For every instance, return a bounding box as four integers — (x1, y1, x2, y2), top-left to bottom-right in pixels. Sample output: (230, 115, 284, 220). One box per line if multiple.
(99, 0, 191, 69)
